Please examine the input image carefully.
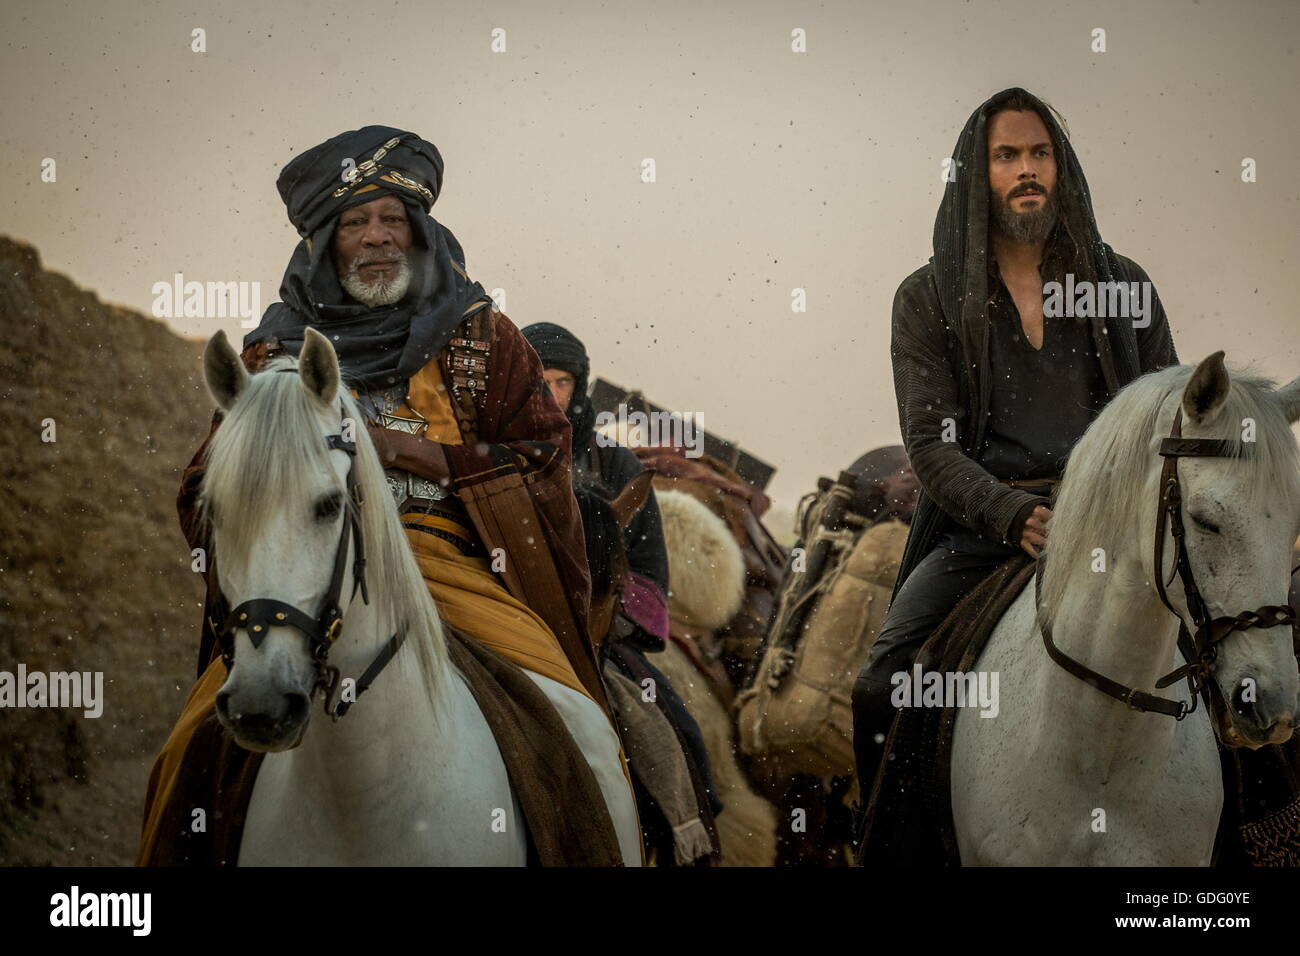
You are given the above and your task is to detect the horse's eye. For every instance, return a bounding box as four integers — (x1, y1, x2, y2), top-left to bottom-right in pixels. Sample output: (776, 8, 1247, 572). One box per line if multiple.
(315, 493, 343, 521)
(1190, 513, 1220, 535)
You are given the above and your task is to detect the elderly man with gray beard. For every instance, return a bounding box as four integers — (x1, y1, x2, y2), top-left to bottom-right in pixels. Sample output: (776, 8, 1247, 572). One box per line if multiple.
(334, 198, 421, 306)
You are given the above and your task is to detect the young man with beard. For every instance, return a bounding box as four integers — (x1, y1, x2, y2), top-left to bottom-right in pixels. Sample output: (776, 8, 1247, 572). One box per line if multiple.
(850, 89, 1180, 807)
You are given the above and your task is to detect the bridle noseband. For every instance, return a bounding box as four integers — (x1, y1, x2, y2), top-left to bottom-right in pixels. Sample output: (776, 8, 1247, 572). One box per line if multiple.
(1038, 404, 1299, 722)
(210, 387, 405, 721)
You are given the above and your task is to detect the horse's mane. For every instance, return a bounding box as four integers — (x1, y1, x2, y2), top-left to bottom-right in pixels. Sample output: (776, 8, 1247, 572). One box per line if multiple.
(1041, 362, 1300, 628)
(198, 356, 450, 716)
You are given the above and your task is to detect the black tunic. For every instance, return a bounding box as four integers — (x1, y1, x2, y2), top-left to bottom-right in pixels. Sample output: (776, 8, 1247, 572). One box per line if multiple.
(975, 277, 1109, 481)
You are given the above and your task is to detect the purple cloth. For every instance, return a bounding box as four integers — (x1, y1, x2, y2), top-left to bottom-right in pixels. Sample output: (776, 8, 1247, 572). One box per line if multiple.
(621, 572, 669, 644)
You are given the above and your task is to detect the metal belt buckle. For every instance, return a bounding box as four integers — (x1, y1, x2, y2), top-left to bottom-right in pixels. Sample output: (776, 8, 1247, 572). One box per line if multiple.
(383, 471, 406, 508)
(409, 474, 448, 501)
(384, 468, 449, 509)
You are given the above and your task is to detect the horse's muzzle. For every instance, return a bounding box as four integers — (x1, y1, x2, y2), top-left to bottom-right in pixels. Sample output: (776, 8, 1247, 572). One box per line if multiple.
(216, 688, 311, 752)
(1221, 687, 1295, 749)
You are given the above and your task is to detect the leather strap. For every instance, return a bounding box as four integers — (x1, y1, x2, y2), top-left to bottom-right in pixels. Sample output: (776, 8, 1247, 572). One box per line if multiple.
(458, 468, 610, 712)
(1153, 407, 1219, 626)
(329, 630, 408, 719)
(1000, 477, 1060, 491)
(1035, 557, 1189, 719)
(443, 305, 493, 443)
(402, 519, 488, 557)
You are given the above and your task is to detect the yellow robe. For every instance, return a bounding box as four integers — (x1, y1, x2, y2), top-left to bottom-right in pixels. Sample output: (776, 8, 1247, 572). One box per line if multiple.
(384, 361, 591, 698)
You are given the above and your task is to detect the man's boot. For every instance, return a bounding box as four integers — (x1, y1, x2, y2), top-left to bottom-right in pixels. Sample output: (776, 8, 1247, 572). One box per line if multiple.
(849, 674, 897, 854)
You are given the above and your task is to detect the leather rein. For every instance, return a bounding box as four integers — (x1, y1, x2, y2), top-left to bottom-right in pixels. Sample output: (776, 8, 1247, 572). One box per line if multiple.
(1037, 405, 1299, 721)
(209, 385, 406, 721)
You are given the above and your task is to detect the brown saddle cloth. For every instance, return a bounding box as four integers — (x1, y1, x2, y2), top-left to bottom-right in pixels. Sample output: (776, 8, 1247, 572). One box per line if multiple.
(138, 625, 623, 866)
(856, 552, 1300, 867)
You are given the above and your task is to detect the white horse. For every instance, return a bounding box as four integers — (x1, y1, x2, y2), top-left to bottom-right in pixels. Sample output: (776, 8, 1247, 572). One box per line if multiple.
(952, 353, 1300, 865)
(199, 327, 641, 865)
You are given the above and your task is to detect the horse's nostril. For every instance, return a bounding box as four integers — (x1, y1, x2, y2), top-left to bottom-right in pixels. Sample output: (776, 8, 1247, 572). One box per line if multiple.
(285, 692, 310, 725)
(235, 713, 280, 740)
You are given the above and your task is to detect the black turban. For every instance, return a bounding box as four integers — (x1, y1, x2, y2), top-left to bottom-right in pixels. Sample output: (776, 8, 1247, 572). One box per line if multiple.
(275, 127, 445, 238)
(520, 322, 597, 460)
(245, 125, 492, 390)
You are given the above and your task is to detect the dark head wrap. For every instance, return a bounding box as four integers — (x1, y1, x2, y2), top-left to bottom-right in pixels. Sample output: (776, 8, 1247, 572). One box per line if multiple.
(245, 125, 492, 389)
(934, 88, 1140, 386)
(520, 322, 596, 459)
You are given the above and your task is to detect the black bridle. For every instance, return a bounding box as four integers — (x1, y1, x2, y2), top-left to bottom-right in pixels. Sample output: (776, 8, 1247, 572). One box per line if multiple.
(1039, 405, 1299, 722)
(210, 392, 405, 721)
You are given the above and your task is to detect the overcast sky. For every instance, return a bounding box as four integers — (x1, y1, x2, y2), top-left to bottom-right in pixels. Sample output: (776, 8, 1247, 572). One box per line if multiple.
(4, 0, 1298, 522)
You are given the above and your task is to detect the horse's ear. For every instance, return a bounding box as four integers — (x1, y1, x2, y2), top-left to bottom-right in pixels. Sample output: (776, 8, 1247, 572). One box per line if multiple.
(204, 330, 249, 411)
(299, 327, 340, 405)
(1276, 375, 1300, 425)
(609, 469, 655, 530)
(1181, 351, 1231, 425)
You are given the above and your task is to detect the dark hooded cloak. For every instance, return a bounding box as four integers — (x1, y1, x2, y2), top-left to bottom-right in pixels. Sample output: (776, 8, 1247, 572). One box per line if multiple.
(890, 88, 1179, 600)
(245, 125, 492, 390)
